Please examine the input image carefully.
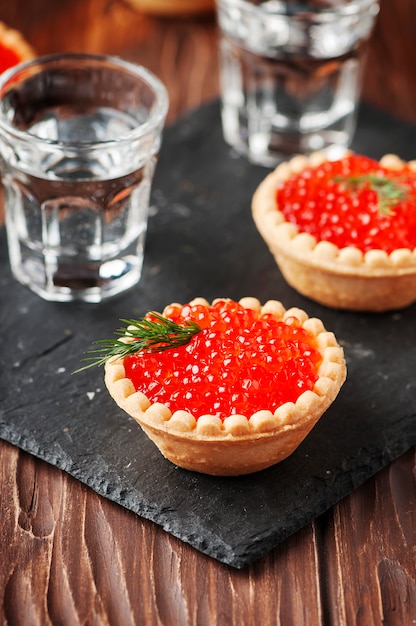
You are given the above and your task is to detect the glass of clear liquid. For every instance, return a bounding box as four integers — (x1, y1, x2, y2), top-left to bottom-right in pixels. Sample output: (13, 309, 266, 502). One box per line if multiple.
(216, 0, 380, 167)
(0, 53, 168, 302)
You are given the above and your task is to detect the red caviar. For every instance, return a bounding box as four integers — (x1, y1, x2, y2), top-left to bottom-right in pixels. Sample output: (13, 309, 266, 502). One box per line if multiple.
(0, 42, 21, 74)
(277, 154, 416, 254)
(124, 300, 322, 421)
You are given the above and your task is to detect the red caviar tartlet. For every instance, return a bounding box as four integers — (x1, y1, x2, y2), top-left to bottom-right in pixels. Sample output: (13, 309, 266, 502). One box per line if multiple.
(252, 152, 416, 312)
(0, 22, 34, 74)
(102, 297, 346, 476)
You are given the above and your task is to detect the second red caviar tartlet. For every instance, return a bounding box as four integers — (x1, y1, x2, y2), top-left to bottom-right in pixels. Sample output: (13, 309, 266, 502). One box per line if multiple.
(252, 152, 416, 312)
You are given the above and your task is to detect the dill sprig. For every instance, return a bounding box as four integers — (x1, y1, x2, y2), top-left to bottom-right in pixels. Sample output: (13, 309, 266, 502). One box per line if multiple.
(334, 174, 409, 216)
(73, 312, 201, 373)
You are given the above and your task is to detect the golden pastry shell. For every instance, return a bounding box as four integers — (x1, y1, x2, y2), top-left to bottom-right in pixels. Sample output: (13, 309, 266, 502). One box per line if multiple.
(104, 297, 346, 476)
(252, 152, 416, 312)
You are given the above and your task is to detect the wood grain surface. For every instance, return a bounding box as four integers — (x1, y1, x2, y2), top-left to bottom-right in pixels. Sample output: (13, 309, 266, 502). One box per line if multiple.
(0, 1, 415, 624)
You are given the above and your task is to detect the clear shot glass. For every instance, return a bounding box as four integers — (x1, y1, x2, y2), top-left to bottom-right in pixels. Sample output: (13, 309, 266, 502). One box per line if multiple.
(216, 0, 380, 166)
(0, 53, 169, 302)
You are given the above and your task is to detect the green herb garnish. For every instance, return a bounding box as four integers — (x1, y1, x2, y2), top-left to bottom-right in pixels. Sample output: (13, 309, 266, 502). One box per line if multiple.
(334, 174, 409, 216)
(73, 313, 201, 373)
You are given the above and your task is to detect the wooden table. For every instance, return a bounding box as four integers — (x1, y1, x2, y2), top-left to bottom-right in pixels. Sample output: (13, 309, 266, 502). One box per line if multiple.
(1, 1, 415, 624)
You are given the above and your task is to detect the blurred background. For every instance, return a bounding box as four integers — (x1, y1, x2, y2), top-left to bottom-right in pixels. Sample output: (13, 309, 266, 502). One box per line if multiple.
(1, 0, 416, 126)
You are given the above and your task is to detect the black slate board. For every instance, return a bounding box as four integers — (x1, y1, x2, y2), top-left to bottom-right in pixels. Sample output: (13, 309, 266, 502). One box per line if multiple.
(1, 100, 416, 569)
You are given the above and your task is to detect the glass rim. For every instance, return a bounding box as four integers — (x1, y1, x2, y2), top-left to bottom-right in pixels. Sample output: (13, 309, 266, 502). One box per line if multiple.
(215, 0, 380, 17)
(0, 52, 169, 149)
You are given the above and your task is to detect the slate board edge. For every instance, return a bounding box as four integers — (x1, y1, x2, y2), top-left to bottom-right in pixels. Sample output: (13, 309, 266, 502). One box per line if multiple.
(1, 417, 414, 569)
(2, 99, 416, 569)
